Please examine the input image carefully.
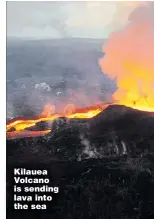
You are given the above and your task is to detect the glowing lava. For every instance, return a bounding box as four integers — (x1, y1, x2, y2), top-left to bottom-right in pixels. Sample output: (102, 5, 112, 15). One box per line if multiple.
(6, 130, 51, 139)
(6, 104, 109, 139)
(6, 101, 154, 140)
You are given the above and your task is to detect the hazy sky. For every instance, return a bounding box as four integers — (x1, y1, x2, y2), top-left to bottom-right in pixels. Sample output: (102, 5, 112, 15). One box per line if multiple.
(7, 1, 139, 39)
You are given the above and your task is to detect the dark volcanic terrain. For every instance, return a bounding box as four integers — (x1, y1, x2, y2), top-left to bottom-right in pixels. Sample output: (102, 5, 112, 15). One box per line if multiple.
(7, 105, 154, 219)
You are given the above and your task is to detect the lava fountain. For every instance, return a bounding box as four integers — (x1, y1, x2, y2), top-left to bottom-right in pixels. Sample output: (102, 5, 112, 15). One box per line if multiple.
(99, 2, 154, 112)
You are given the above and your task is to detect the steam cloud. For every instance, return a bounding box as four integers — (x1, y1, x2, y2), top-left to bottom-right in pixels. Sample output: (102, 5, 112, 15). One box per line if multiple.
(99, 2, 154, 108)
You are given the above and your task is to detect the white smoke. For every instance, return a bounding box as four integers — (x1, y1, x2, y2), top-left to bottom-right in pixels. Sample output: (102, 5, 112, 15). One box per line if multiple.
(79, 135, 99, 159)
(35, 82, 51, 92)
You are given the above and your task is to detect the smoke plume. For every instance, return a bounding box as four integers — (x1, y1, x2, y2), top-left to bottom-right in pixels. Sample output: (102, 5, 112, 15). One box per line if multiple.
(99, 2, 154, 110)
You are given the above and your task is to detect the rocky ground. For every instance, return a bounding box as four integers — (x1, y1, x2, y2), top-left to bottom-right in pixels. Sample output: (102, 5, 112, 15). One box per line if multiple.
(6, 105, 154, 219)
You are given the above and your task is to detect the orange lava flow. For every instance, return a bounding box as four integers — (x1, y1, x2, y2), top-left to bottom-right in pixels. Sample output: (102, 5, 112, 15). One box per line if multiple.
(6, 104, 109, 139)
(6, 130, 51, 140)
(6, 101, 154, 140)
(114, 96, 154, 113)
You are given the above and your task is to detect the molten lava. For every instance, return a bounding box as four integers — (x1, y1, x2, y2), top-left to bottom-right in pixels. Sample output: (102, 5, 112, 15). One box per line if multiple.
(6, 130, 51, 140)
(6, 104, 109, 139)
(6, 101, 154, 140)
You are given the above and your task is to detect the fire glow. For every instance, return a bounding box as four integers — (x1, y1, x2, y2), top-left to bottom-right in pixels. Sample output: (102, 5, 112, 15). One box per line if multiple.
(6, 104, 108, 139)
(6, 101, 154, 139)
(99, 2, 154, 113)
